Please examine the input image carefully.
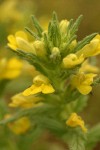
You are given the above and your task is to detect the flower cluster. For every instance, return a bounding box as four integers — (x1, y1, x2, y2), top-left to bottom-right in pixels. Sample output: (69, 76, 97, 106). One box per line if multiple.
(1, 12, 99, 149)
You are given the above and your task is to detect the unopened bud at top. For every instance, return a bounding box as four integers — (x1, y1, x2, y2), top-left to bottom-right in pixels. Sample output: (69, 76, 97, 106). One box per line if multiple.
(59, 20, 69, 34)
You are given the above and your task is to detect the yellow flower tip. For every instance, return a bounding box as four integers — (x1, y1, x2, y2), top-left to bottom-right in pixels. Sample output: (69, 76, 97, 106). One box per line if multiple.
(63, 54, 84, 69)
(76, 38, 100, 57)
(23, 75, 55, 96)
(71, 72, 97, 95)
(66, 113, 87, 133)
(5, 115, 31, 134)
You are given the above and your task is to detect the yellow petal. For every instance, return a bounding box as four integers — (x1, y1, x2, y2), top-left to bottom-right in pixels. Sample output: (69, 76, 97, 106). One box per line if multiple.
(7, 43, 17, 50)
(66, 113, 87, 133)
(9, 93, 42, 108)
(33, 74, 49, 85)
(16, 37, 35, 53)
(77, 85, 92, 95)
(7, 35, 16, 45)
(41, 84, 55, 94)
(15, 31, 28, 41)
(63, 54, 84, 69)
(23, 84, 42, 96)
(7, 35, 17, 50)
(82, 74, 97, 85)
(94, 34, 100, 40)
(79, 123, 87, 133)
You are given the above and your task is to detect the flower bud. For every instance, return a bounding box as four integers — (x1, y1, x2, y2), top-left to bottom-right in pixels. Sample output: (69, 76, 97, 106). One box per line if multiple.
(52, 47, 60, 55)
(50, 47, 60, 60)
(59, 20, 69, 34)
(69, 40, 77, 51)
(33, 40, 46, 57)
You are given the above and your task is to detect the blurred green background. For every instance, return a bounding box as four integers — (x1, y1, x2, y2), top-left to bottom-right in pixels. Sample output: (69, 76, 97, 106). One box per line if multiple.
(0, 0, 100, 149)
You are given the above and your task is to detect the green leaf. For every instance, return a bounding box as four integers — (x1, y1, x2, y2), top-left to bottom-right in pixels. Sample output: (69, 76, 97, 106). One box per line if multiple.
(61, 35, 77, 57)
(34, 117, 66, 135)
(52, 11, 58, 22)
(66, 19, 74, 36)
(68, 136, 85, 150)
(31, 15, 43, 37)
(72, 96, 88, 113)
(18, 127, 43, 150)
(86, 124, 100, 150)
(66, 132, 86, 150)
(43, 33, 51, 54)
(25, 27, 40, 40)
(70, 15, 83, 36)
(0, 104, 55, 125)
(48, 12, 61, 47)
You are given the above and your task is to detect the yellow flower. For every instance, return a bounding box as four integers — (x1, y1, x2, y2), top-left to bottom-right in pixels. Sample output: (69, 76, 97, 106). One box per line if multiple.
(62, 54, 84, 69)
(66, 113, 87, 132)
(23, 75, 55, 96)
(5, 115, 31, 134)
(9, 93, 43, 108)
(7, 31, 36, 53)
(76, 35, 100, 57)
(0, 57, 23, 79)
(79, 60, 99, 73)
(71, 72, 97, 95)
